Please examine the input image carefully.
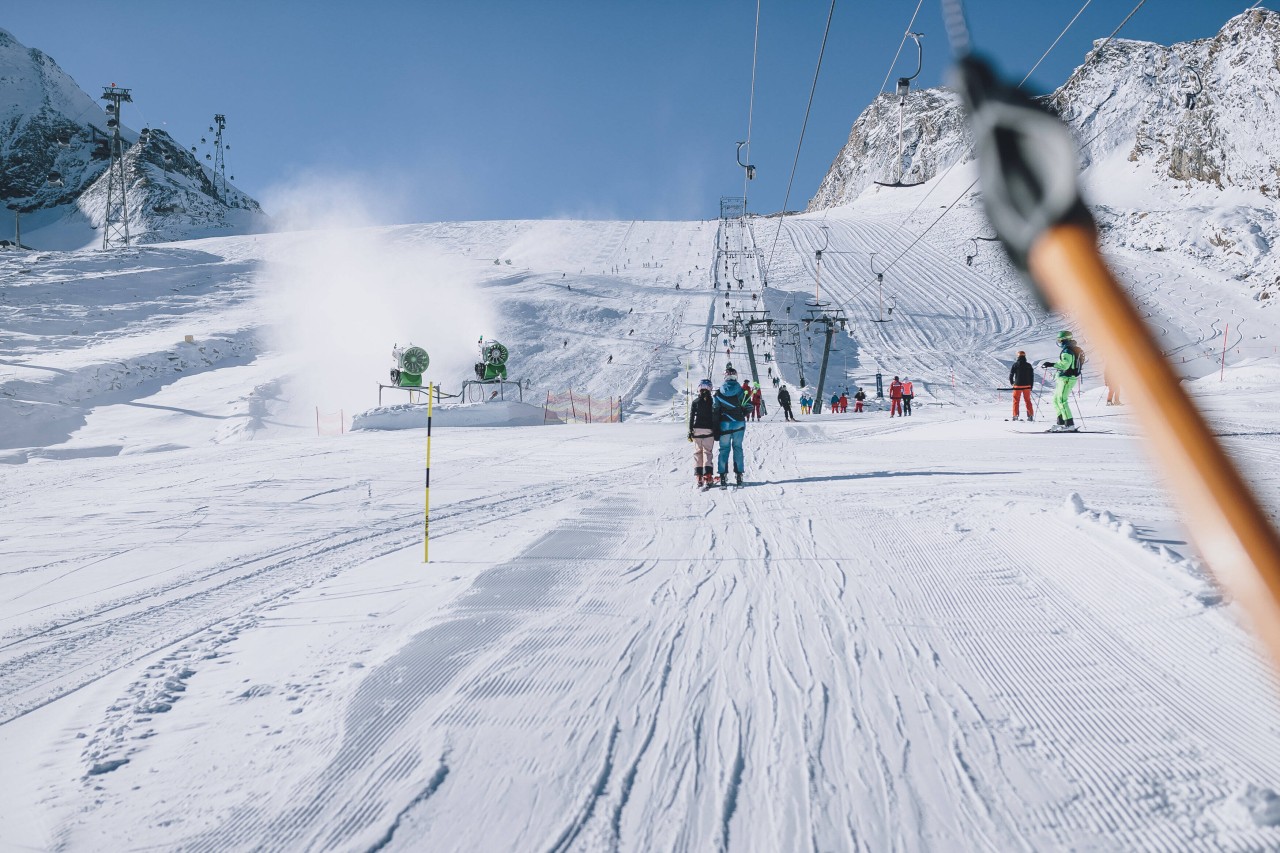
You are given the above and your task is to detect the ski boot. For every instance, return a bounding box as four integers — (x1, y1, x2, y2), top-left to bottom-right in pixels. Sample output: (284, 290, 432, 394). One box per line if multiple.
(735, 472, 744, 487)
(719, 473, 728, 489)
(1063, 418, 1079, 432)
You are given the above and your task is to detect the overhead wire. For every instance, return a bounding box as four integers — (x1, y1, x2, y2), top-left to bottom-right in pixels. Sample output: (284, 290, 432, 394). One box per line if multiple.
(765, 0, 838, 278)
(877, 0, 928, 97)
(879, 0, 1095, 255)
(819, 0, 929, 228)
(873, 0, 1149, 280)
(743, 0, 762, 207)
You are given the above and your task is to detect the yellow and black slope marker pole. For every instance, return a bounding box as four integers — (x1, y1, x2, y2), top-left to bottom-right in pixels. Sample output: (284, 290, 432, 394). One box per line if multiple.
(953, 47, 1280, 671)
(424, 382, 433, 563)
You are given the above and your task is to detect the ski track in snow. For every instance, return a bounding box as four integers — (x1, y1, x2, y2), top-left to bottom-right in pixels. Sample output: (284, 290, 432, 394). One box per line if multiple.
(3, 214, 1280, 851)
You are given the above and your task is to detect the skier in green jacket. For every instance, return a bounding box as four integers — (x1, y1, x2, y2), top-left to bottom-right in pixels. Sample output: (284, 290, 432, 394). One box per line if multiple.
(1042, 330, 1084, 432)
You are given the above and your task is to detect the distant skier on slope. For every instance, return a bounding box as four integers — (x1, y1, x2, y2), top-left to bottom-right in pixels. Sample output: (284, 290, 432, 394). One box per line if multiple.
(889, 376, 904, 417)
(800, 391, 812, 414)
(830, 393, 840, 413)
(854, 388, 866, 413)
(751, 384, 763, 420)
(838, 391, 848, 413)
(712, 365, 750, 487)
(1009, 351, 1035, 421)
(901, 377, 914, 416)
(688, 379, 718, 488)
(777, 385, 796, 422)
(1043, 330, 1085, 432)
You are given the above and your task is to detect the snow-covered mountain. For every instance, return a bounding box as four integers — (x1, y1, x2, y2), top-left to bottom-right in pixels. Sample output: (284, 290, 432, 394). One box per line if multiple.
(812, 9, 1280, 209)
(808, 9, 1280, 297)
(808, 87, 969, 209)
(0, 27, 264, 248)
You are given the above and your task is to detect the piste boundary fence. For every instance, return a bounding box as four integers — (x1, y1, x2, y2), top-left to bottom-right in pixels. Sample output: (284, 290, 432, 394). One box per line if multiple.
(543, 391, 621, 424)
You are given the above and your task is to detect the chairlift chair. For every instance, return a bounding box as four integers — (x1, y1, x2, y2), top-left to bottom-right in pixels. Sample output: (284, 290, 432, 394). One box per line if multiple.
(736, 141, 756, 181)
(875, 32, 927, 189)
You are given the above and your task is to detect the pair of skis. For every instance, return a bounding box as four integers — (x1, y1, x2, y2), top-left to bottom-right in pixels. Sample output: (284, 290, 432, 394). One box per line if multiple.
(700, 477, 745, 490)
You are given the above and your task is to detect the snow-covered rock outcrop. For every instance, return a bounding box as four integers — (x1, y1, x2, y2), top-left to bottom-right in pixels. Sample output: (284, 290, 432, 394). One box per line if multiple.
(0, 27, 265, 245)
(809, 9, 1280, 296)
(811, 9, 1280, 209)
(808, 88, 968, 210)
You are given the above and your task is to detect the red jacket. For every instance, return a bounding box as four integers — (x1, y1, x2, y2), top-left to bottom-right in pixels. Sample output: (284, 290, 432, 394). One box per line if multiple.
(889, 381, 904, 399)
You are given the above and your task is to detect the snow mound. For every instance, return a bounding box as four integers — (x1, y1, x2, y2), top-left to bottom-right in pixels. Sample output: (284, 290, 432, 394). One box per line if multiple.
(351, 400, 550, 430)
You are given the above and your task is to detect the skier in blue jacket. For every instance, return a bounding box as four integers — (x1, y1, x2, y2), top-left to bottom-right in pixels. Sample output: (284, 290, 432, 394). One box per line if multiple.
(712, 364, 750, 487)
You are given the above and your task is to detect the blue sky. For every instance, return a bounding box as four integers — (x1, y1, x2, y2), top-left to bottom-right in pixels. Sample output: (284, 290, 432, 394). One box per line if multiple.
(4, 1, 1263, 222)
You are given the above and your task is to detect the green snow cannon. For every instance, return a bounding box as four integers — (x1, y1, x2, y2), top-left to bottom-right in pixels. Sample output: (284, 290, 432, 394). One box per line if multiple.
(390, 344, 430, 387)
(474, 338, 509, 381)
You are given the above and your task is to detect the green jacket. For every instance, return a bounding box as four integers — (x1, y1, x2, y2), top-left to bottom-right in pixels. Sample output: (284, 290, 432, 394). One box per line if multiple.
(1051, 344, 1082, 377)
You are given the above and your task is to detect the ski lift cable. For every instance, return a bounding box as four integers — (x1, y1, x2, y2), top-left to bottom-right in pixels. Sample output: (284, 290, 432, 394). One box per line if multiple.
(876, 0, 1147, 280)
(743, 0, 762, 206)
(875, 0, 1096, 256)
(1021, 0, 1093, 86)
(819, 0, 928, 227)
(877, 0, 927, 97)
(764, 0, 838, 279)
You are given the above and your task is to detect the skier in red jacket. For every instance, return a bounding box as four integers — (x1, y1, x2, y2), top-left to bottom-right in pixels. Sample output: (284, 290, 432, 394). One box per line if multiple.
(889, 376, 904, 417)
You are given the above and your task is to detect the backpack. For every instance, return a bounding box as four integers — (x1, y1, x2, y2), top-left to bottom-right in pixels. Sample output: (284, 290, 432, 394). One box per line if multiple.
(1064, 345, 1085, 377)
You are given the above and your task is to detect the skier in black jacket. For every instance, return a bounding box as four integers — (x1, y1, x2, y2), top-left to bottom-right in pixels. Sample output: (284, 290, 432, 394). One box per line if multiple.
(777, 385, 796, 422)
(688, 379, 718, 487)
(1009, 350, 1035, 421)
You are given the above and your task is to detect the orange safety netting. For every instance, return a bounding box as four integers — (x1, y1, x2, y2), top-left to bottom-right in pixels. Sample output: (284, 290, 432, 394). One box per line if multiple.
(315, 407, 345, 436)
(542, 391, 621, 424)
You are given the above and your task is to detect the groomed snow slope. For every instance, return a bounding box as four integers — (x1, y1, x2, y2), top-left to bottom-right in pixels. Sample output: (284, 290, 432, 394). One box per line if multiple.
(4, 207, 1280, 850)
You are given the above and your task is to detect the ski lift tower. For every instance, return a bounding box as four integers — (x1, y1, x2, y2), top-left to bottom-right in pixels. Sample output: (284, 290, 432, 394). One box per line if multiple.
(100, 85, 133, 250)
(210, 114, 227, 201)
(803, 304, 850, 414)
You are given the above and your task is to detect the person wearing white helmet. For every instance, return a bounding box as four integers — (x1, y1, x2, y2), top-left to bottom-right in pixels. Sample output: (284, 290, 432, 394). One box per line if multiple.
(688, 378, 718, 488)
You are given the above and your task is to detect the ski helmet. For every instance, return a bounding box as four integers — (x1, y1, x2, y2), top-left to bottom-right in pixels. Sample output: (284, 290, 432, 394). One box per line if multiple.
(698, 379, 713, 391)
(724, 364, 738, 377)
(1057, 330, 1073, 341)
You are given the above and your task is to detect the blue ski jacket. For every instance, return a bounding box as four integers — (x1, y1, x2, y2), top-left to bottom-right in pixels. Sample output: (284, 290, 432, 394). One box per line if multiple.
(712, 379, 749, 434)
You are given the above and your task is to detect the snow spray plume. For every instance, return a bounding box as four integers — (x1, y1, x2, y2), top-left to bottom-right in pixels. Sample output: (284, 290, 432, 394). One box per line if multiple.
(258, 176, 492, 421)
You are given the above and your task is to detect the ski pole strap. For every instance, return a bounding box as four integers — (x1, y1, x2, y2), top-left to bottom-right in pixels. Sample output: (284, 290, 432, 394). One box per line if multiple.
(953, 54, 1092, 288)
(1029, 222, 1280, 664)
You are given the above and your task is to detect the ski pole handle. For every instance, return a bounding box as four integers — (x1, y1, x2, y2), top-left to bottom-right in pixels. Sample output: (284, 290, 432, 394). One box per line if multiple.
(1029, 222, 1280, 664)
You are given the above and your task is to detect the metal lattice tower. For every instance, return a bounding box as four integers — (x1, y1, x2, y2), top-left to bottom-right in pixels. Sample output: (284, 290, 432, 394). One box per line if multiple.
(100, 85, 133, 250)
(211, 114, 227, 201)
